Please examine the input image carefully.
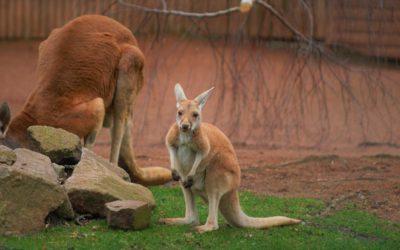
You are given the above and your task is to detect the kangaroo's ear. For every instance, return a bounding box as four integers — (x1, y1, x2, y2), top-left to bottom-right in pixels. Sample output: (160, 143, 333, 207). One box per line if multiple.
(195, 86, 214, 110)
(174, 83, 187, 103)
(0, 102, 11, 133)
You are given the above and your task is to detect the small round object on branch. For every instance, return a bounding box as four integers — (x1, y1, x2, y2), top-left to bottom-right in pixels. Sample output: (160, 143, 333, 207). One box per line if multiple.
(240, 0, 253, 13)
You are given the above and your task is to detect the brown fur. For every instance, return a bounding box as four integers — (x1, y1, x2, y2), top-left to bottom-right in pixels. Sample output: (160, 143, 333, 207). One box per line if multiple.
(160, 84, 301, 233)
(2, 15, 171, 185)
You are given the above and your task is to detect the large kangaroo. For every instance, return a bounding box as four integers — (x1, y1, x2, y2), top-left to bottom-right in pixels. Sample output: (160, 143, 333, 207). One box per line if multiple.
(0, 15, 171, 186)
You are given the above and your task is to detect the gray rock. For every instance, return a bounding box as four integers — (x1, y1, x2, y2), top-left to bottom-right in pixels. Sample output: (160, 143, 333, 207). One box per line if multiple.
(106, 200, 152, 230)
(81, 148, 130, 182)
(27, 126, 82, 165)
(0, 145, 16, 165)
(64, 150, 154, 217)
(0, 148, 73, 235)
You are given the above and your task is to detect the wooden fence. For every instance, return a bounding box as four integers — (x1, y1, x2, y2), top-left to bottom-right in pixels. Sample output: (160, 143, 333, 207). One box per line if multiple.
(0, 0, 399, 58)
(326, 0, 400, 58)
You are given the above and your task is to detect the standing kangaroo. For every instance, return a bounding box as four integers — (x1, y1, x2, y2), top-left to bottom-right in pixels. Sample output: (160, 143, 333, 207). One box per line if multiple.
(0, 15, 171, 185)
(160, 84, 301, 233)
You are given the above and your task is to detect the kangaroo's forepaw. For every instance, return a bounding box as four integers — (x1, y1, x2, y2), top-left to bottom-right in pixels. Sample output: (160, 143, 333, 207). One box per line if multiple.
(183, 176, 194, 188)
(194, 224, 218, 233)
(171, 169, 181, 181)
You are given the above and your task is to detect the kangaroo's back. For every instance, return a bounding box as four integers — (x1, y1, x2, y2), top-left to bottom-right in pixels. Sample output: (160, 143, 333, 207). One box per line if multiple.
(200, 123, 240, 170)
(36, 15, 137, 106)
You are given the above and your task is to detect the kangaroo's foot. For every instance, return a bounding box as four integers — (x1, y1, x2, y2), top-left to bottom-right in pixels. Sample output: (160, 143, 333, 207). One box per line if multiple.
(159, 217, 199, 226)
(194, 223, 219, 233)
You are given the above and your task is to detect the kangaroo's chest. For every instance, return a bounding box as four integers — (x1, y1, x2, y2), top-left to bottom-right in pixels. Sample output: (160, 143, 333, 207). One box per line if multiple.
(177, 144, 206, 191)
(177, 146, 196, 175)
(176, 133, 196, 175)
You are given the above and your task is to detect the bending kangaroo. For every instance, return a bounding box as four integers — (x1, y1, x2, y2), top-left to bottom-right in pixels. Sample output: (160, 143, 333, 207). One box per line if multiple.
(160, 84, 301, 233)
(0, 15, 171, 185)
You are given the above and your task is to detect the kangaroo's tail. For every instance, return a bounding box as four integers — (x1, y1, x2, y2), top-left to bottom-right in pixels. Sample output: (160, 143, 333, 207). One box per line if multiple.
(118, 140, 172, 186)
(219, 190, 301, 229)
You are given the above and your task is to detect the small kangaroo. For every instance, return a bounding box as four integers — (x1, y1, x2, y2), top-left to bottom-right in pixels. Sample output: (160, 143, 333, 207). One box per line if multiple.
(0, 15, 171, 185)
(160, 84, 301, 233)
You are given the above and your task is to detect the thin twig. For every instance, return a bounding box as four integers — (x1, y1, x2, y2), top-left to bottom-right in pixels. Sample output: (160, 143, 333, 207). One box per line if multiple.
(118, 0, 240, 18)
(102, 0, 118, 15)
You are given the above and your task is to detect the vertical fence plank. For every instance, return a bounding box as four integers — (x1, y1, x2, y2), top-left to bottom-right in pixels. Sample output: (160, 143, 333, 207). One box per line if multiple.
(31, 0, 38, 38)
(0, 0, 6, 39)
(7, 0, 13, 38)
(23, 0, 29, 38)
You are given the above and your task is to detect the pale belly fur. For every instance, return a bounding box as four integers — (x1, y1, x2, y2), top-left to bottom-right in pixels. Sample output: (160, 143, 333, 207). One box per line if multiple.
(176, 136, 206, 192)
(177, 145, 196, 176)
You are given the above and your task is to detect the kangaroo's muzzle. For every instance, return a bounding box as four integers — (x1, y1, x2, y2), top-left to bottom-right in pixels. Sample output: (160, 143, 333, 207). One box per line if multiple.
(180, 123, 190, 132)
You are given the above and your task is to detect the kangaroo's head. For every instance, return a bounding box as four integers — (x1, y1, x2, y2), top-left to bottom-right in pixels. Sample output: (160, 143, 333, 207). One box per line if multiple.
(174, 83, 214, 133)
(0, 102, 11, 139)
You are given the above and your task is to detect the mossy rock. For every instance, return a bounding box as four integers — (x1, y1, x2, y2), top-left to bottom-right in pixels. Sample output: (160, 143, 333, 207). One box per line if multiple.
(106, 200, 152, 230)
(27, 126, 82, 165)
(0, 145, 16, 165)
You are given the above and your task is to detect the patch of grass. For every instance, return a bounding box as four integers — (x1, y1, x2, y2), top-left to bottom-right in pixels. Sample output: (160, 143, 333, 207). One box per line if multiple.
(365, 154, 400, 160)
(1, 187, 399, 250)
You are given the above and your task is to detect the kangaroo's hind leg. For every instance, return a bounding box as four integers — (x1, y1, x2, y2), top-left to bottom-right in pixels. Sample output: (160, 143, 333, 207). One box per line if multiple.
(84, 99, 105, 149)
(109, 44, 144, 165)
(195, 191, 222, 233)
(159, 185, 199, 226)
(110, 44, 171, 185)
(109, 63, 136, 164)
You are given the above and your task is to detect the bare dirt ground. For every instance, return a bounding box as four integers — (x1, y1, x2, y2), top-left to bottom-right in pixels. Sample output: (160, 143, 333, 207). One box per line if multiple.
(0, 41, 399, 222)
(121, 145, 400, 222)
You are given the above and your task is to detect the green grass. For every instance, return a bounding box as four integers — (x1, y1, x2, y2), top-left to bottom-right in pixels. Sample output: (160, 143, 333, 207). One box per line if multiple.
(1, 187, 399, 250)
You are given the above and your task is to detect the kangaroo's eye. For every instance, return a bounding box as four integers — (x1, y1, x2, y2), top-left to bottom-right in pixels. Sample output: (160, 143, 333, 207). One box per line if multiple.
(178, 111, 183, 116)
(192, 112, 199, 118)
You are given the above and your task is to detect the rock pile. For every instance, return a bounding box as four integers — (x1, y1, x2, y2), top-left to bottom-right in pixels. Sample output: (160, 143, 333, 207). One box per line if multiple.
(0, 126, 156, 236)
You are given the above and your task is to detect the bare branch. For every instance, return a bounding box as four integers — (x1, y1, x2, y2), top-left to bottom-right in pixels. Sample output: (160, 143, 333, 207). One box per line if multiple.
(118, 0, 240, 18)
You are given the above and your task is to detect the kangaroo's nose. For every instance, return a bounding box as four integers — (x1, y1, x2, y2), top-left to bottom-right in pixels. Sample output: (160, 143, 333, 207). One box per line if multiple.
(181, 124, 189, 130)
